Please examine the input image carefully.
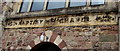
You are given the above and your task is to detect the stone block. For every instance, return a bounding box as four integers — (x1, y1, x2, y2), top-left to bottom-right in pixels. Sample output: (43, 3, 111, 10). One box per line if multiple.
(102, 30, 118, 34)
(65, 30, 74, 36)
(111, 26, 118, 31)
(101, 42, 112, 49)
(9, 33, 15, 36)
(99, 34, 117, 42)
(3, 31, 9, 36)
(2, 39, 5, 43)
(111, 42, 118, 49)
(10, 37, 16, 41)
(75, 36, 84, 41)
(100, 26, 111, 30)
(4, 37, 11, 41)
(92, 42, 102, 49)
(33, 28, 44, 34)
(84, 42, 93, 49)
(2, 42, 6, 49)
(27, 29, 33, 34)
(89, 36, 99, 41)
(6, 42, 12, 46)
(111, 31, 118, 34)
(27, 35, 35, 40)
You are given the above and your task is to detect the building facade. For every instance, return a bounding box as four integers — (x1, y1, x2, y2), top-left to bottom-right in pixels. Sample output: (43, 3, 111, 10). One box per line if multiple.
(1, 0, 119, 51)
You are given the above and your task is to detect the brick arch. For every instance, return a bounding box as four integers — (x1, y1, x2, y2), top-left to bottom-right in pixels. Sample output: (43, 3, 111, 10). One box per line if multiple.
(27, 30, 68, 49)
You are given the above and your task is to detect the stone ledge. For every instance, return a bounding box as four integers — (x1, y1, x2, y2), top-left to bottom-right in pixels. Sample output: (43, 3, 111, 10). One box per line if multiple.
(6, 4, 118, 19)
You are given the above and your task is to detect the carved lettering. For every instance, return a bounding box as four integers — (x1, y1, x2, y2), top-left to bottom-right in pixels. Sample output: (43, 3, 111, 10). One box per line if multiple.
(33, 19, 39, 25)
(82, 16, 89, 22)
(12, 22, 17, 26)
(30, 20, 33, 25)
(45, 20, 50, 24)
(95, 15, 114, 22)
(25, 21, 29, 25)
(96, 16, 101, 21)
(5, 14, 116, 28)
(70, 18, 74, 23)
(65, 17, 69, 23)
(76, 17, 80, 22)
(50, 18, 56, 22)
(7, 21, 13, 26)
(39, 20, 43, 24)
(19, 20, 25, 25)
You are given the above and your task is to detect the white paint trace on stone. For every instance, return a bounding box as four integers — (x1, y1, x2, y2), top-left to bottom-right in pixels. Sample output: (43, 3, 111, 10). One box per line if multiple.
(34, 36, 40, 45)
(62, 47, 67, 49)
(16, 46, 22, 49)
(54, 36, 62, 45)
(45, 30, 53, 41)
(26, 45, 32, 49)
(10, 46, 14, 49)
(62, 47, 69, 51)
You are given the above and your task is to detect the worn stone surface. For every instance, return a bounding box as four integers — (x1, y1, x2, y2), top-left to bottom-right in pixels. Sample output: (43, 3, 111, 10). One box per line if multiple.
(2, 25, 119, 50)
(61, 25, 118, 49)
(1, 0, 119, 51)
(99, 34, 118, 42)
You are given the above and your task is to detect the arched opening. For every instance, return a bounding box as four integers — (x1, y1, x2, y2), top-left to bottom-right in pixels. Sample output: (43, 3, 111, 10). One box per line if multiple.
(30, 42, 61, 51)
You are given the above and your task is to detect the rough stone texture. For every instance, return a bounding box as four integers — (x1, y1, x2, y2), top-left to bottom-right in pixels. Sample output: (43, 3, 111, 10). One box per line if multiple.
(61, 25, 118, 50)
(0, 15, 4, 50)
(2, 28, 38, 49)
(0, 3, 2, 14)
(99, 34, 118, 42)
(0, 1, 3, 50)
(2, 25, 119, 51)
(1, 0, 119, 51)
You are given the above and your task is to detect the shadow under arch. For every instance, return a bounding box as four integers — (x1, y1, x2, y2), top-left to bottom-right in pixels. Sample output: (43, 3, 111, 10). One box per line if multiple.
(30, 42, 61, 51)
